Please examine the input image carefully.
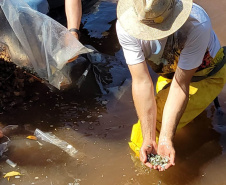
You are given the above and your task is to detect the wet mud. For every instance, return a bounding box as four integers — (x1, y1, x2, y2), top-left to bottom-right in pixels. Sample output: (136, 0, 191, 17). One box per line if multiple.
(0, 0, 226, 185)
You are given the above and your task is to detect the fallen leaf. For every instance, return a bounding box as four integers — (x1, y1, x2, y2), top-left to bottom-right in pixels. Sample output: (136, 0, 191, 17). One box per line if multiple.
(26, 135, 37, 140)
(3, 171, 22, 181)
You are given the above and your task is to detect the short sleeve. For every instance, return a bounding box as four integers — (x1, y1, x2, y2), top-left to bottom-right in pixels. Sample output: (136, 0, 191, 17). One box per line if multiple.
(178, 21, 211, 70)
(116, 21, 145, 65)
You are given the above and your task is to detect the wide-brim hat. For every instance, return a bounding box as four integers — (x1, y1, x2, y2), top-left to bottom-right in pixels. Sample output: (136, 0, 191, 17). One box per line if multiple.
(117, 0, 193, 40)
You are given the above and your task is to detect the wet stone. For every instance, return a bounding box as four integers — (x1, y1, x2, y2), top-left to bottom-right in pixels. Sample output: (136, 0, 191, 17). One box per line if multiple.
(147, 154, 169, 169)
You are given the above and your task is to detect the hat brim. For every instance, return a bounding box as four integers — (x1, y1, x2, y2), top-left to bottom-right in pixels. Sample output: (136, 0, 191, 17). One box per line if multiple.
(117, 0, 193, 40)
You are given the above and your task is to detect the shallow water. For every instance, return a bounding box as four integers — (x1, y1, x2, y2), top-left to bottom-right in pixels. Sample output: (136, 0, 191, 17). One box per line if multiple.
(1, 0, 226, 185)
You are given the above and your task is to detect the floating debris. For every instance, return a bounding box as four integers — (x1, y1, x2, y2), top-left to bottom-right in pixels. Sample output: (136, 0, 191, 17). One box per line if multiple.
(147, 154, 169, 170)
(101, 100, 108, 105)
(26, 135, 37, 140)
(3, 171, 23, 181)
(6, 159, 17, 168)
(34, 129, 78, 157)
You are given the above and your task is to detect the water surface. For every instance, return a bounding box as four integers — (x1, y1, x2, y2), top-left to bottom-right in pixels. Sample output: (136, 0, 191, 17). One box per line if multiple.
(0, 0, 226, 185)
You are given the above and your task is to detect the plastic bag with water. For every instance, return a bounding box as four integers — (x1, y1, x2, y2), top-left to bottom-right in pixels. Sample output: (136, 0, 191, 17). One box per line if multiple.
(0, 0, 92, 89)
(34, 129, 78, 157)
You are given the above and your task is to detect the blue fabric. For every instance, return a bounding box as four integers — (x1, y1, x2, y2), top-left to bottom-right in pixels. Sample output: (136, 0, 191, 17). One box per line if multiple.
(24, 0, 49, 14)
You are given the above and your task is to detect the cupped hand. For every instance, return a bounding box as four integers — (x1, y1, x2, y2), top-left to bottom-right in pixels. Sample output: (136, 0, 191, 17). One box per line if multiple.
(140, 141, 158, 169)
(157, 138, 175, 171)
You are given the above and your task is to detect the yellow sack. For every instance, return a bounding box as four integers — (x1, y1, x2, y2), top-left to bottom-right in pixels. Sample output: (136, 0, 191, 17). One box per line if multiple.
(129, 48, 226, 156)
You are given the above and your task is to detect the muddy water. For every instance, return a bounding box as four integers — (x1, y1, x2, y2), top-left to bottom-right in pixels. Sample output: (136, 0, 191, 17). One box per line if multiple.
(1, 0, 226, 185)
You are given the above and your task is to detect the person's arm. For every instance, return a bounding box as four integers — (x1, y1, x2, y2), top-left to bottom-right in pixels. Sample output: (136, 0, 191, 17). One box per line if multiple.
(128, 61, 158, 169)
(65, 0, 82, 40)
(157, 66, 197, 171)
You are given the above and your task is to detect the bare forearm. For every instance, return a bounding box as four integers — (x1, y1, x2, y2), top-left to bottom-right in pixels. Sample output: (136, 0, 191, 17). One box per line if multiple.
(159, 67, 197, 141)
(65, 0, 82, 29)
(132, 81, 157, 142)
(160, 81, 189, 140)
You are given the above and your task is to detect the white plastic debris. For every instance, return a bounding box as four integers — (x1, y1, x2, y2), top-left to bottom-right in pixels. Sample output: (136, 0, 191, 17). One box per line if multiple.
(34, 129, 78, 157)
(6, 159, 17, 168)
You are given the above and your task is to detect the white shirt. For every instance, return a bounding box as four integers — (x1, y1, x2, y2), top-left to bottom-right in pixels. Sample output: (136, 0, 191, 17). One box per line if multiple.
(116, 3, 221, 70)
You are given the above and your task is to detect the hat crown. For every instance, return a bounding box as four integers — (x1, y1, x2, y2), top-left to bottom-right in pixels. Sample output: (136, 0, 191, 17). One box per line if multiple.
(134, 0, 175, 23)
(117, 0, 193, 40)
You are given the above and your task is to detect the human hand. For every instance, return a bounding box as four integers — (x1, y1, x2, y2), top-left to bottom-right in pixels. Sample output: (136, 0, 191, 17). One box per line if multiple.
(140, 140, 158, 169)
(157, 137, 175, 171)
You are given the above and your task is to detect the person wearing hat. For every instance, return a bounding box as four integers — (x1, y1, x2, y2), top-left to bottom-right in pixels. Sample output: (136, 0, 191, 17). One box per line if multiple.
(116, 0, 226, 171)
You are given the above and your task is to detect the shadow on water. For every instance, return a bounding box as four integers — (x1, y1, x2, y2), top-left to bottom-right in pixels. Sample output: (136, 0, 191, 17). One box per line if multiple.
(0, 0, 226, 185)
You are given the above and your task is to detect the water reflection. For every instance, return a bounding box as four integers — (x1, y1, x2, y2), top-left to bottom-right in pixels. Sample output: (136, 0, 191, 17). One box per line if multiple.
(81, 1, 117, 38)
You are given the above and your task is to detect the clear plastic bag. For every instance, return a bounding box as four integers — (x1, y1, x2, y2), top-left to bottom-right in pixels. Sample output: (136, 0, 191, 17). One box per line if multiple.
(34, 129, 78, 157)
(0, 136, 10, 156)
(0, 0, 92, 89)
